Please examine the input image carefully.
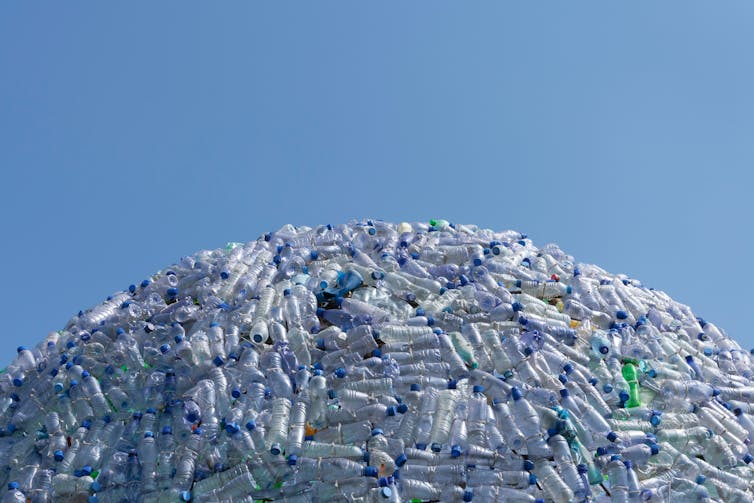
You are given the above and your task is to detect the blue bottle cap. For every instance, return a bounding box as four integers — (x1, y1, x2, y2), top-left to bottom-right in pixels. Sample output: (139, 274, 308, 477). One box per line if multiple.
(528, 473, 537, 485)
(334, 367, 346, 378)
(624, 460, 633, 469)
(7, 482, 18, 490)
(378, 476, 389, 487)
(415, 442, 427, 450)
(287, 454, 298, 465)
(450, 444, 462, 458)
(535, 500, 545, 503)
(650, 443, 660, 455)
(607, 431, 619, 442)
(82, 465, 93, 475)
(231, 388, 241, 399)
(463, 490, 473, 502)
(371, 428, 384, 437)
(269, 443, 282, 456)
(212, 356, 224, 367)
(431, 442, 442, 453)
(577, 463, 588, 474)
(81, 419, 92, 429)
(559, 388, 570, 398)
(90, 480, 102, 492)
(744, 453, 753, 464)
(616, 310, 628, 320)
(558, 374, 568, 384)
(11, 378, 22, 387)
(696, 475, 706, 485)
(523, 459, 535, 471)
(397, 403, 408, 414)
(180, 490, 192, 502)
(395, 453, 407, 467)
(650, 414, 662, 426)
(511, 387, 523, 401)
(619, 390, 630, 403)
(447, 379, 457, 389)
(386, 405, 397, 417)
(193, 427, 203, 435)
(563, 363, 574, 374)
(162, 426, 172, 435)
(380, 487, 392, 498)
(160, 344, 170, 354)
(472, 385, 484, 393)
(54, 450, 65, 461)
(371, 348, 382, 358)
(327, 389, 337, 400)
(363, 466, 378, 477)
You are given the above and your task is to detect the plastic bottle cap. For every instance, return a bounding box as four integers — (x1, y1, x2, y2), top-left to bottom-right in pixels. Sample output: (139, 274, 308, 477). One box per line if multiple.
(410, 384, 421, 392)
(607, 431, 619, 442)
(90, 481, 102, 492)
(511, 387, 523, 401)
(431, 442, 442, 452)
(563, 363, 574, 374)
(180, 491, 192, 502)
(395, 453, 407, 467)
(7, 482, 18, 490)
(650, 443, 660, 455)
(397, 403, 408, 414)
(472, 385, 484, 393)
(463, 490, 473, 501)
(447, 380, 457, 389)
(334, 367, 346, 378)
(287, 454, 298, 465)
(744, 453, 753, 464)
(696, 475, 706, 485)
(363, 466, 378, 477)
(162, 426, 172, 435)
(415, 443, 427, 450)
(616, 310, 628, 320)
(270, 443, 282, 456)
(231, 388, 241, 398)
(559, 388, 570, 398)
(12, 378, 22, 387)
(577, 463, 588, 474)
(528, 473, 537, 485)
(371, 428, 384, 437)
(54, 450, 65, 461)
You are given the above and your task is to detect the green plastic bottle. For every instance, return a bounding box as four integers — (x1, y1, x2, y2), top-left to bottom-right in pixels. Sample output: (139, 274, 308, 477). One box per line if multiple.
(621, 361, 642, 408)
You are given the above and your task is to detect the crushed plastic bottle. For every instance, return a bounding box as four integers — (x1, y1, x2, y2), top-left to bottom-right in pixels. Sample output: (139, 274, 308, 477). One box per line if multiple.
(1, 220, 753, 502)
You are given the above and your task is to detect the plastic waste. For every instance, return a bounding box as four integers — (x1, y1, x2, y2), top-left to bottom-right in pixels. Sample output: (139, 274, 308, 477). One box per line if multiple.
(0, 220, 752, 502)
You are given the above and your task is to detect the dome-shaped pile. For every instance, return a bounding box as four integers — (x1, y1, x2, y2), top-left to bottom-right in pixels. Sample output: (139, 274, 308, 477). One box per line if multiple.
(1, 220, 753, 502)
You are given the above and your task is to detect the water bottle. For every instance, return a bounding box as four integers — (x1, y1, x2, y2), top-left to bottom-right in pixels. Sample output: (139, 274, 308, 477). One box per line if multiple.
(266, 397, 292, 456)
(509, 387, 550, 457)
(547, 434, 582, 493)
(534, 459, 575, 503)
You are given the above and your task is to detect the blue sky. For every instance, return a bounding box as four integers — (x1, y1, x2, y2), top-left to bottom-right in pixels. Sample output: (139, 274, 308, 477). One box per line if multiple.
(1, 2, 753, 365)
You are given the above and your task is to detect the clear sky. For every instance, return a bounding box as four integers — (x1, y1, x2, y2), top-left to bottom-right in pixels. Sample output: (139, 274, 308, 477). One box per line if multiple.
(1, 2, 753, 365)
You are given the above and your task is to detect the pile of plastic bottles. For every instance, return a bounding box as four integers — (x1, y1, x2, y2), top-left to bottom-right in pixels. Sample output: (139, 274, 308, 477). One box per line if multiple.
(1, 220, 753, 503)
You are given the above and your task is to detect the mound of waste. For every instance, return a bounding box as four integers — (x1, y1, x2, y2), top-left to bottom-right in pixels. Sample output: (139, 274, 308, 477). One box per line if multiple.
(1, 220, 753, 503)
